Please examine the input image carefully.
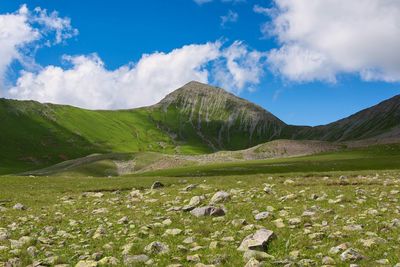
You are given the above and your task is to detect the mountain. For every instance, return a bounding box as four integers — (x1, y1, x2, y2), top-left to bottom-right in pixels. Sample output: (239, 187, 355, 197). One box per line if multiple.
(151, 81, 288, 152)
(0, 81, 399, 174)
(292, 95, 400, 141)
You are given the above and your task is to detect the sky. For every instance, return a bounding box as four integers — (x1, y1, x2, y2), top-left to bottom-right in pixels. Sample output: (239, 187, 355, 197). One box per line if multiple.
(1, 0, 400, 126)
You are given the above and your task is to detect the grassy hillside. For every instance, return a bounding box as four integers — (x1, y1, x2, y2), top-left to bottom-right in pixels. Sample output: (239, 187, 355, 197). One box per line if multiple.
(293, 95, 400, 141)
(136, 144, 400, 177)
(0, 99, 180, 174)
(1, 82, 399, 175)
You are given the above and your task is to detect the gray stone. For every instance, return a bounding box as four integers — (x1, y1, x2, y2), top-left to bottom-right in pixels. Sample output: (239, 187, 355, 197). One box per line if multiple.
(340, 248, 364, 262)
(254, 212, 270, 221)
(123, 254, 149, 265)
(238, 228, 276, 251)
(243, 250, 274, 261)
(144, 241, 169, 255)
(210, 191, 230, 204)
(151, 181, 164, 189)
(74, 260, 98, 267)
(12, 203, 26, 210)
(190, 206, 225, 217)
(182, 196, 205, 211)
(98, 256, 119, 266)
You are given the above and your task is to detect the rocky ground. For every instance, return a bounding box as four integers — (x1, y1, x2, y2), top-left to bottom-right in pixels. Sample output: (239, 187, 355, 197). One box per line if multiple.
(1, 172, 400, 266)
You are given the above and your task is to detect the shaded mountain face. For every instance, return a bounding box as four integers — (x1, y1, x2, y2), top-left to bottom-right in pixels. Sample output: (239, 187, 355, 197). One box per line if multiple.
(151, 81, 287, 151)
(292, 95, 400, 141)
(0, 80, 399, 174)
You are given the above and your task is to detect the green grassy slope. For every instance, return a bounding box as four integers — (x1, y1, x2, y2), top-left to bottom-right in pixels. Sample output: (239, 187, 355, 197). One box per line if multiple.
(135, 144, 400, 177)
(292, 95, 400, 141)
(1, 82, 399, 175)
(0, 100, 180, 174)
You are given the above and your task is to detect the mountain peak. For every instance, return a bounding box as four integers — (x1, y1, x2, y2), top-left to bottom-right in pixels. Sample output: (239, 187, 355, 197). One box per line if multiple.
(154, 81, 286, 150)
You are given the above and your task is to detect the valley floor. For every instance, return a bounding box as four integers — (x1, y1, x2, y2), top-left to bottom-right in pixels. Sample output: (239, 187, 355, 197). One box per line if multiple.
(1, 170, 400, 266)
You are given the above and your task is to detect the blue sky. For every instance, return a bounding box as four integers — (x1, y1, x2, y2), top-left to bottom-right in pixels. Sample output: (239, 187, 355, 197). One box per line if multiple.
(1, 0, 400, 126)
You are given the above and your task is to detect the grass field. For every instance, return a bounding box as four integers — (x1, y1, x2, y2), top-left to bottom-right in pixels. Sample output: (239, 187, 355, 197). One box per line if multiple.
(136, 143, 400, 177)
(1, 169, 400, 266)
(1, 142, 400, 266)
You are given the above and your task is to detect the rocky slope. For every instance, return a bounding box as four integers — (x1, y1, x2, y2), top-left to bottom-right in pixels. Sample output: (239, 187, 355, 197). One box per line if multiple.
(151, 81, 288, 151)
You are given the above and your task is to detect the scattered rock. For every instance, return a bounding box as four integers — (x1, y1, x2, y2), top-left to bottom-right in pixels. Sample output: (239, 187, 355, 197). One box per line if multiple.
(243, 250, 274, 261)
(144, 241, 169, 255)
(238, 228, 276, 251)
(340, 248, 365, 262)
(12, 203, 26, 210)
(182, 195, 205, 211)
(151, 181, 164, 189)
(123, 254, 149, 265)
(254, 212, 270, 221)
(98, 256, 119, 266)
(190, 206, 225, 217)
(210, 191, 230, 204)
(75, 260, 98, 267)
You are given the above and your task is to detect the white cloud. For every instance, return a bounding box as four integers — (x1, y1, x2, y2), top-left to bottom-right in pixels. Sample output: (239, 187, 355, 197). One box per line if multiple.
(220, 10, 238, 28)
(260, 0, 400, 82)
(213, 41, 267, 92)
(8, 42, 266, 109)
(32, 7, 78, 45)
(0, 5, 77, 93)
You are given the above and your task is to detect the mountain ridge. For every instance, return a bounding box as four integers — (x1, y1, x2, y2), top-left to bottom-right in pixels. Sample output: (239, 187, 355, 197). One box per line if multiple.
(0, 81, 399, 174)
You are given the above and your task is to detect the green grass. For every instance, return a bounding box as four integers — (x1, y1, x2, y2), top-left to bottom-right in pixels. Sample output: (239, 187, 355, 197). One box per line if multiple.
(0, 100, 210, 175)
(136, 144, 400, 177)
(1, 170, 400, 266)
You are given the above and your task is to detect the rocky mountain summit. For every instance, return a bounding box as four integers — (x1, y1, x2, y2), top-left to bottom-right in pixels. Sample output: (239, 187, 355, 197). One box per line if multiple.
(153, 81, 287, 151)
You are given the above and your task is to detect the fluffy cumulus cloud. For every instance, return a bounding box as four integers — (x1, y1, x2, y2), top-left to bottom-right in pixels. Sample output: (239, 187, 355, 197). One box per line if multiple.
(8, 41, 267, 109)
(0, 5, 77, 92)
(0, 5, 267, 110)
(213, 41, 267, 92)
(259, 0, 400, 82)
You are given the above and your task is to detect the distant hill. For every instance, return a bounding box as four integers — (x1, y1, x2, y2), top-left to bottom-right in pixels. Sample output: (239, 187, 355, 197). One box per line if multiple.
(291, 94, 400, 141)
(0, 81, 399, 174)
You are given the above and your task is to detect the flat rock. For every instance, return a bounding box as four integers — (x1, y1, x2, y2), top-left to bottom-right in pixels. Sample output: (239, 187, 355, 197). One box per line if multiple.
(254, 212, 270, 221)
(190, 206, 225, 217)
(210, 191, 230, 204)
(123, 254, 149, 265)
(238, 228, 276, 252)
(182, 196, 205, 211)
